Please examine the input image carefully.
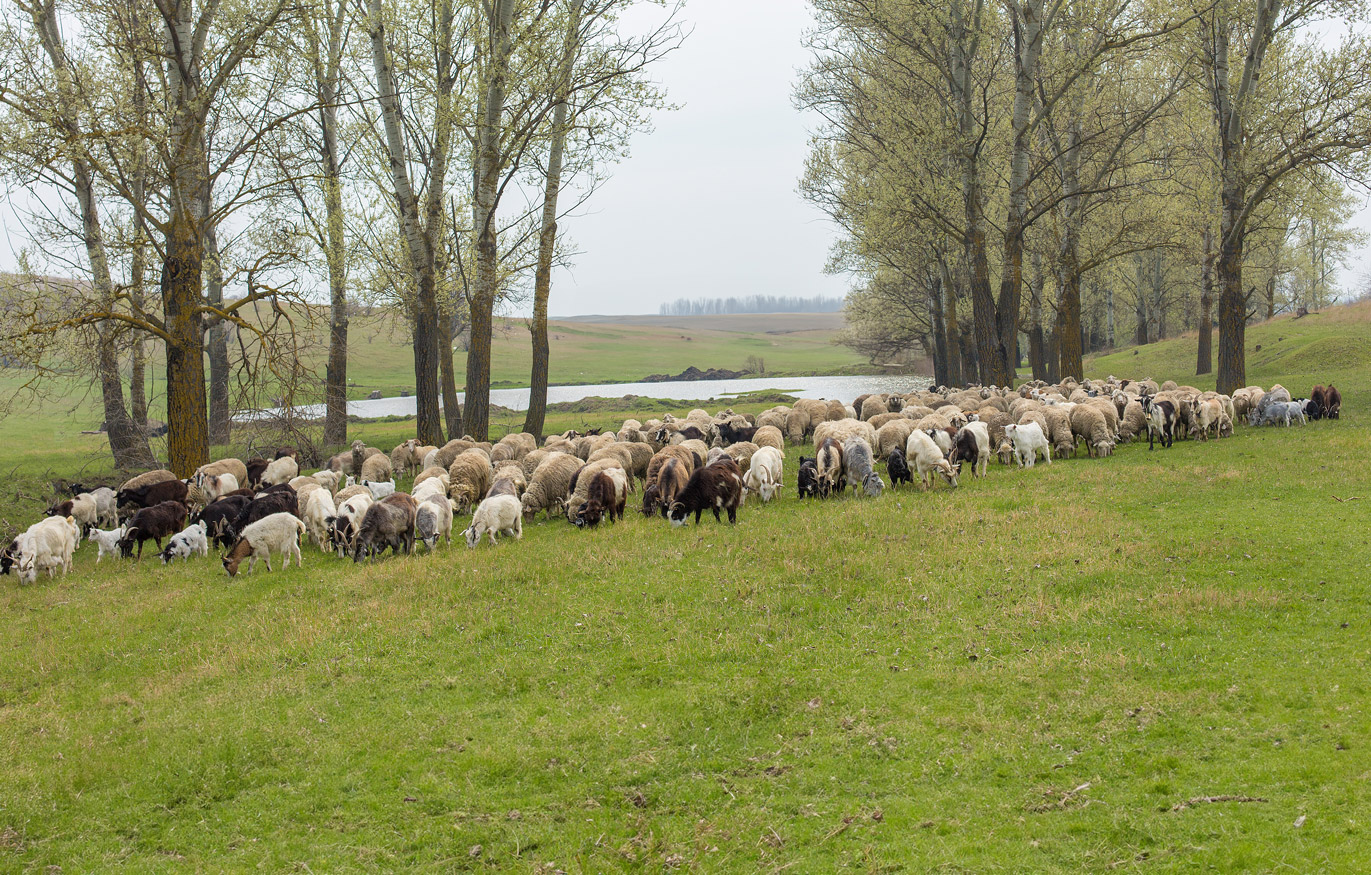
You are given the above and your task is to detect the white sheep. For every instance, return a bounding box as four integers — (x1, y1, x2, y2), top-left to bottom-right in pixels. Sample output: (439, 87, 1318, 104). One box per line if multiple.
(222, 512, 306, 576)
(261, 456, 298, 486)
(411, 477, 449, 505)
(465, 494, 523, 548)
(905, 429, 959, 490)
(312, 469, 343, 493)
(89, 525, 126, 562)
(160, 521, 209, 564)
(743, 446, 784, 502)
(1005, 421, 1051, 468)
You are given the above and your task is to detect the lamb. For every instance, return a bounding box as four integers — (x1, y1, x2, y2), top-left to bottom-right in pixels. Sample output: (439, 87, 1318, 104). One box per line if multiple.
(521, 452, 584, 519)
(668, 462, 744, 526)
(815, 437, 845, 498)
(464, 494, 523, 547)
(120, 500, 190, 559)
(842, 437, 884, 498)
(364, 479, 397, 500)
(193, 495, 251, 549)
(1004, 422, 1051, 468)
(905, 429, 959, 489)
(159, 521, 209, 564)
(950, 422, 991, 477)
(415, 495, 455, 551)
(15, 516, 79, 583)
(743, 446, 784, 503)
(885, 448, 913, 488)
(1068, 404, 1114, 457)
(222, 512, 306, 576)
(573, 470, 629, 528)
(751, 425, 785, 451)
(302, 488, 339, 550)
(642, 457, 691, 517)
(89, 525, 126, 563)
(261, 455, 299, 487)
(352, 493, 418, 562)
(448, 449, 496, 512)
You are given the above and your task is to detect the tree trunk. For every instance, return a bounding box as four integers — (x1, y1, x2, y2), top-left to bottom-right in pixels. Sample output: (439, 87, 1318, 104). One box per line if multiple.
(523, 0, 582, 439)
(129, 237, 149, 428)
(941, 258, 963, 386)
(1057, 263, 1083, 381)
(163, 239, 209, 477)
(467, 0, 516, 441)
(1216, 207, 1246, 394)
(1027, 251, 1045, 380)
(927, 274, 950, 386)
(441, 313, 463, 438)
(1197, 229, 1214, 375)
(204, 217, 231, 445)
(318, 17, 349, 448)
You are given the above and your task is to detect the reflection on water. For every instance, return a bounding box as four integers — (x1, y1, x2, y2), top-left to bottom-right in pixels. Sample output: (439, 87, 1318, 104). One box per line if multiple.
(245, 374, 933, 420)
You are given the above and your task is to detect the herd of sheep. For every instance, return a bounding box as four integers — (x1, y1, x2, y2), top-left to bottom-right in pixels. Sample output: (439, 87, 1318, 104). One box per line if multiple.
(0, 375, 1342, 584)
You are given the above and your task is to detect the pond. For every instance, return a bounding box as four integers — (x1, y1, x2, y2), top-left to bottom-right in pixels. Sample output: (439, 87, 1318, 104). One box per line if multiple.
(247, 374, 933, 420)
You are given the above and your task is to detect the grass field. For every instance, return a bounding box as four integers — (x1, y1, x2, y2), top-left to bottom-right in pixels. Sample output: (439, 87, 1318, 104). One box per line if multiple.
(1, 305, 1369, 870)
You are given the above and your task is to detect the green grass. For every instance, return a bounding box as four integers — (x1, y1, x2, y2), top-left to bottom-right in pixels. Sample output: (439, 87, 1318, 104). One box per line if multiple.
(2, 305, 1370, 870)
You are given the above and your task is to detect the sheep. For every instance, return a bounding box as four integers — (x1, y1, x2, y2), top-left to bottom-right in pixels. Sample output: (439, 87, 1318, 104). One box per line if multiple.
(646, 445, 700, 492)
(329, 493, 374, 558)
(261, 456, 299, 487)
(416, 495, 455, 551)
(117, 469, 176, 495)
(564, 459, 629, 520)
(159, 521, 209, 564)
(193, 495, 250, 550)
(359, 452, 393, 485)
(465, 494, 523, 547)
(89, 525, 126, 563)
(333, 483, 370, 504)
(194, 459, 249, 493)
(813, 418, 877, 453)
(302, 488, 339, 551)
(756, 407, 790, 435)
(364, 479, 397, 500)
(588, 443, 644, 488)
(677, 438, 710, 462)
(1118, 400, 1147, 443)
(311, 469, 343, 494)
(412, 466, 450, 489)
(874, 419, 918, 460)
(1041, 405, 1076, 459)
(1068, 404, 1114, 457)
(1004, 422, 1051, 468)
(517, 448, 552, 480)
(886, 448, 913, 488)
(492, 432, 537, 462)
(743, 446, 784, 503)
(1190, 398, 1226, 441)
(815, 437, 845, 498)
(448, 449, 496, 512)
(905, 429, 959, 489)
(723, 440, 760, 473)
(488, 463, 528, 498)
(120, 500, 190, 559)
(951, 422, 991, 477)
(353, 493, 418, 562)
(521, 452, 584, 519)
(15, 516, 79, 583)
(668, 463, 744, 526)
(222, 512, 306, 576)
(389, 439, 420, 476)
(411, 476, 450, 505)
(290, 477, 323, 506)
(751, 425, 784, 451)
(573, 470, 629, 528)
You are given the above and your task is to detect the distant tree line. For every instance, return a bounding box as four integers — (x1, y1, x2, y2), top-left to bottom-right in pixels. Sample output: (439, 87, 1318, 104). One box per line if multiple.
(658, 295, 844, 316)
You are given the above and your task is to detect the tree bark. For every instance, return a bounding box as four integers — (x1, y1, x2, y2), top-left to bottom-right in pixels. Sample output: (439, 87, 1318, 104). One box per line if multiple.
(941, 257, 963, 386)
(524, 0, 583, 439)
(317, 1, 349, 447)
(204, 217, 231, 445)
(927, 273, 950, 387)
(441, 313, 463, 438)
(163, 240, 209, 477)
(1027, 250, 1045, 380)
(467, 0, 516, 441)
(1197, 228, 1214, 375)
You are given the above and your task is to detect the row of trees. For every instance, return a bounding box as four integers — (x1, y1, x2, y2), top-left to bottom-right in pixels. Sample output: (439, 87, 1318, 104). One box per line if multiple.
(0, 0, 682, 474)
(799, 0, 1371, 391)
(657, 294, 844, 315)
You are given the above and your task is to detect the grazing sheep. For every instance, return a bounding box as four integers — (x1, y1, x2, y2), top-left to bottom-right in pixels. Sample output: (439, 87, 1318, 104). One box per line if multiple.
(352, 493, 418, 562)
(389, 439, 420, 476)
(813, 418, 877, 453)
(1068, 404, 1114, 457)
(751, 425, 784, 451)
(646, 445, 700, 492)
(448, 449, 496, 512)
(488, 463, 527, 498)
(416, 495, 455, 550)
(521, 452, 584, 519)
(722, 440, 760, 472)
(886, 448, 913, 488)
(516, 448, 552, 480)
(261, 456, 299, 487)
(492, 432, 537, 462)
(905, 429, 959, 490)
(587, 443, 643, 488)
(464, 494, 524, 547)
(1004, 422, 1051, 468)
(302, 488, 339, 550)
(89, 526, 126, 563)
(120, 500, 190, 559)
(668, 463, 744, 526)
(333, 483, 369, 504)
(159, 521, 209, 564)
(815, 437, 845, 498)
(360, 452, 394, 485)
(222, 512, 306, 576)
(743, 446, 784, 502)
(1118, 400, 1147, 443)
(874, 419, 918, 459)
(573, 470, 629, 527)
(842, 437, 884, 498)
(1041, 405, 1076, 459)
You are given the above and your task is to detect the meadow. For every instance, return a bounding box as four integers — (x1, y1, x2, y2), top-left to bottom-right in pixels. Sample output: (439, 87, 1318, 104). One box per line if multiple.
(0, 306, 1368, 871)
